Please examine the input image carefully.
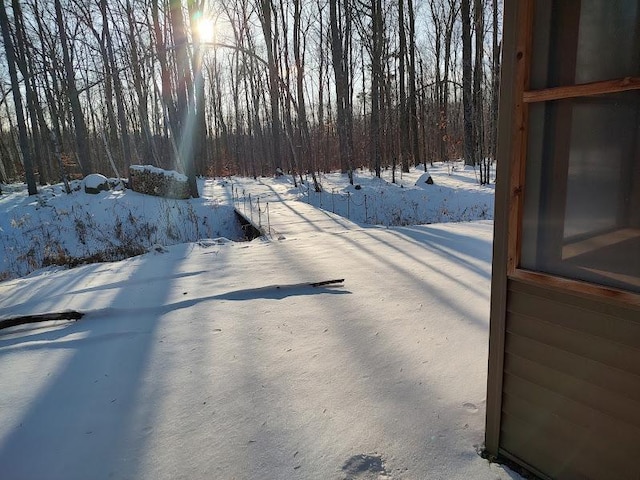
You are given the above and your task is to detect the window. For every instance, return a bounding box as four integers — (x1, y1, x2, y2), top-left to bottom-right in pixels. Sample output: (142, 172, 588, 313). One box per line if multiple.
(518, 0, 640, 293)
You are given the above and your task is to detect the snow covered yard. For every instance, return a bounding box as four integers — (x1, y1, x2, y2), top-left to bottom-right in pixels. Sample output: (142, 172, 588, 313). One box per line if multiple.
(0, 164, 520, 479)
(244, 162, 495, 227)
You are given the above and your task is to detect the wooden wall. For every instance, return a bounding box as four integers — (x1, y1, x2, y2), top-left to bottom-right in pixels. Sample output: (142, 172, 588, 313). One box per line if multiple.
(499, 279, 640, 479)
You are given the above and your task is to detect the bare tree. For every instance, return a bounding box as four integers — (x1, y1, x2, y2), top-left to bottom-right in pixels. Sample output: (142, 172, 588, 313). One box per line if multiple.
(11, 0, 51, 184)
(398, 0, 409, 173)
(100, 0, 132, 169)
(54, 0, 93, 175)
(461, 0, 474, 166)
(370, 0, 383, 178)
(187, 0, 208, 177)
(0, 0, 37, 194)
(125, 0, 156, 164)
(406, 0, 419, 167)
(473, 0, 486, 183)
(489, 0, 500, 175)
(169, 0, 198, 197)
(151, 0, 178, 158)
(329, 0, 354, 183)
(293, 0, 321, 191)
(257, 0, 283, 173)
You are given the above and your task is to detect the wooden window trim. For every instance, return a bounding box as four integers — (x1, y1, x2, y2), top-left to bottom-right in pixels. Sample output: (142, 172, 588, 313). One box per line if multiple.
(505, 0, 534, 274)
(510, 269, 640, 308)
(523, 76, 640, 103)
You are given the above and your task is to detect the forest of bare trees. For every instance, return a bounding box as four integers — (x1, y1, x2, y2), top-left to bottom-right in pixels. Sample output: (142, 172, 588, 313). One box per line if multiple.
(0, 0, 502, 196)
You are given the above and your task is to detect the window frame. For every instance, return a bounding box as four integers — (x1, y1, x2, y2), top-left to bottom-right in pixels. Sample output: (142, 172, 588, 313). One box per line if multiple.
(507, 0, 640, 307)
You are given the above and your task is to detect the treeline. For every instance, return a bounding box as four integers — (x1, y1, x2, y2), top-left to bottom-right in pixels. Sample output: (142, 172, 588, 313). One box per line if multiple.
(0, 0, 501, 196)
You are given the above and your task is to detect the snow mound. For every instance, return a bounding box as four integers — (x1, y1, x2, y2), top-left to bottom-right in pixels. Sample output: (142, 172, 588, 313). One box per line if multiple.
(198, 238, 232, 247)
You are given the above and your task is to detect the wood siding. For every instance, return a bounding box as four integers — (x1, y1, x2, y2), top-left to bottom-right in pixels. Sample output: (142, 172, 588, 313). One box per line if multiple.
(500, 278, 640, 480)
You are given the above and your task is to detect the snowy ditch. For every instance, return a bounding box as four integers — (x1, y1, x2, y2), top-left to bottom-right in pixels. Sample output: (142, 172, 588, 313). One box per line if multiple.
(0, 178, 244, 281)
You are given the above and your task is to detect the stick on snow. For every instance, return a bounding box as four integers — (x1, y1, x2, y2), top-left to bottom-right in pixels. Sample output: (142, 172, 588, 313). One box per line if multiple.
(271, 279, 345, 289)
(308, 279, 345, 287)
(0, 310, 84, 331)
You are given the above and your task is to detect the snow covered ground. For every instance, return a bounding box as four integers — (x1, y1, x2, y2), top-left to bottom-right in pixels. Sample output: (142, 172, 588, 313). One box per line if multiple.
(233, 163, 494, 228)
(0, 163, 521, 479)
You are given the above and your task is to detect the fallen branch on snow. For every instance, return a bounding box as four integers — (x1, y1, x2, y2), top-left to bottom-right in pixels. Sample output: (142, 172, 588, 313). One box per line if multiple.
(0, 311, 84, 331)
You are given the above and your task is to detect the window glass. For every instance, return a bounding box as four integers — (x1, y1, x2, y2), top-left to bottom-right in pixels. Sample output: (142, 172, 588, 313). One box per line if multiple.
(521, 92, 640, 293)
(575, 0, 640, 83)
(530, 0, 640, 89)
(563, 97, 631, 237)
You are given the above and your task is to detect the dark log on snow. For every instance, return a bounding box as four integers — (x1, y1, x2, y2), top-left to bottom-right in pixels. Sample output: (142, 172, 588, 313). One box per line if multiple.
(0, 310, 84, 330)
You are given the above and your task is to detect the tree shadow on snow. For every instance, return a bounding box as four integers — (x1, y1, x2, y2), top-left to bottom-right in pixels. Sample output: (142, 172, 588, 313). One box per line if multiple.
(0, 253, 180, 480)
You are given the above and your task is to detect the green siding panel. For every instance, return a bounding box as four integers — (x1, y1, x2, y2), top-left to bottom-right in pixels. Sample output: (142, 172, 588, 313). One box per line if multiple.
(501, 411, 633, 480)
(503, 373, 640, 454)
(507, 285, 640, 349)
(506, 320, 640, 400)
(499, 280, 640, 479)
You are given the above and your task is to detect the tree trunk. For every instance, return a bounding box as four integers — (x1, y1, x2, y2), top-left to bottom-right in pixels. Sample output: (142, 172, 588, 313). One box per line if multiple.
(80, 0, 118, 163)
(461, 0, 475, 166)
(442, 2, 457, 163)
(407, 0, 420, 167)
(0, 0, 37, 194)
(258, 0, 283, 172)
(278, 1, 300, 185)
(12, 0, 49, 185)
(370, 0, 383, 178)
(317, 0, 327, 174)
(54, 0, 92, 175)
(151, 0, 178, 159)
(33, 1, 67, 186)
(490, 0, 500, 177)
(126, 0, 156, 164)
(430, 1, 444, 164)
(169, 0, 198, 197)
(473, 0, 485, 182)
(293, 0, 320, 191)
(101, 0, 132, 170)
(329, 0, 354, 183)
(187, 0, 208, 177)
(399, 0, 410, 173)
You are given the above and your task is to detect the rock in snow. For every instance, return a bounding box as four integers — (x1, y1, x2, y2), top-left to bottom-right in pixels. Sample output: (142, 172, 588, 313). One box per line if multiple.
(83, 173, 110, 194)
